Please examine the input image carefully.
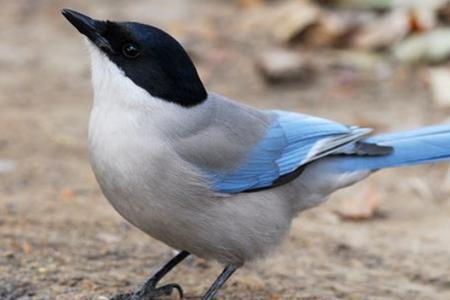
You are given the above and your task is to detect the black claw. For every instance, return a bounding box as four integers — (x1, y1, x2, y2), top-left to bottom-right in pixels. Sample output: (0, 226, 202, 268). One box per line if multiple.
(111, 251, 190, 300)
(159, 283, 184, 299)
(112, 283, 184, 300)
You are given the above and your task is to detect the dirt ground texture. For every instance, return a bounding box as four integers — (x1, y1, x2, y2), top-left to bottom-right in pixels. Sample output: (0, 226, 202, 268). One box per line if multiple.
(1, 1, 450, 299)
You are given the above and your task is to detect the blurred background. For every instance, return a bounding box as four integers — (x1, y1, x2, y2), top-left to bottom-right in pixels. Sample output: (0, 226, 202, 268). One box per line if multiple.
(1, 0, 450, 299)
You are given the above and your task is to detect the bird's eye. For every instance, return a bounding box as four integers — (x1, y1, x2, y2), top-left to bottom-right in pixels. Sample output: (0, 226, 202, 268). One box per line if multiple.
(122, 43, 140, 58)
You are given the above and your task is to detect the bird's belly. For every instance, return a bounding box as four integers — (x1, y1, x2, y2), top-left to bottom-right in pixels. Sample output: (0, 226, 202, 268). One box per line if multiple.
(88, 109, 181, 239)
(88, 112, 294, 266)
(89, 139, 164, 230)
(88, 129, 221, 260)
(90, 146, 294, 265)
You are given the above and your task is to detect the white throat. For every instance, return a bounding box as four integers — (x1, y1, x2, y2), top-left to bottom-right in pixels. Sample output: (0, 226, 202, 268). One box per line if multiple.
(87, 42, 162, 109)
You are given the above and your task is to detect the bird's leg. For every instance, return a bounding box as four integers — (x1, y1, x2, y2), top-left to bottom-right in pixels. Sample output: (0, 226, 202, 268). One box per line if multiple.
(136, 251, 190, 296)
(111, 251, 190, 300)
(201, 265, 237, 300)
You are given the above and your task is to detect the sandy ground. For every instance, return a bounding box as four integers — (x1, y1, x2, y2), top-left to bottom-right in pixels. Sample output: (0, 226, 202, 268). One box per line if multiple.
(1, 1, 450, 299)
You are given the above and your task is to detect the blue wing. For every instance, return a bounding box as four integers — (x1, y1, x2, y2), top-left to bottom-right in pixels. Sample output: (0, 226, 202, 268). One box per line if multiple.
(207, 110, 371, 193)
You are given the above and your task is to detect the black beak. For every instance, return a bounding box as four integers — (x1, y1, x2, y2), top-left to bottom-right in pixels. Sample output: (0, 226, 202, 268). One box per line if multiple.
(62, 8, 115, 54)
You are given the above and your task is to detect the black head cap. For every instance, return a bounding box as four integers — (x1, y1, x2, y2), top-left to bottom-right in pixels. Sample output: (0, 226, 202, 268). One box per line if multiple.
(62, 9, 207, 107)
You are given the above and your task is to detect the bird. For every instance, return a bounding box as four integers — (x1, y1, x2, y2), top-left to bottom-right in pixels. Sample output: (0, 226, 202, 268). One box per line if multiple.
(62, 8, 450, 300)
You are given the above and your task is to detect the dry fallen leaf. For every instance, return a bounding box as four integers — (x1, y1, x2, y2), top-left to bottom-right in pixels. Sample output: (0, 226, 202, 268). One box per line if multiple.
(352, 9, 410, 50)
(59, 187, 75, 201)
(22, 241, 32, 255)
(393, 28, 450, 64)
(271, 1, 321, 43)
(302, 10, 365, 47)
(83, 279, 95, 290)
(270, 293, 282, 300)
(336, 186, 380, 221)
(238, 0, 265, 9)
(409, 8, 436, 33)
(257, 49, 315, 84)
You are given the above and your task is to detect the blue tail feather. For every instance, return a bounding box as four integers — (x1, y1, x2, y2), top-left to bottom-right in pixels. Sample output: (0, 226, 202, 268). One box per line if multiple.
(337, 125, 450, 171)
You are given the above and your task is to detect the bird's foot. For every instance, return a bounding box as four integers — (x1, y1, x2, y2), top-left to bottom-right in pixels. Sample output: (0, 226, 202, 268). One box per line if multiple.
(110, 282, 183, 300)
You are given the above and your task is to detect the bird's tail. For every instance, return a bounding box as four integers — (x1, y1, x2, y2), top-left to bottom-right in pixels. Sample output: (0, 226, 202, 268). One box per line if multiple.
(336, 124, 450, 172)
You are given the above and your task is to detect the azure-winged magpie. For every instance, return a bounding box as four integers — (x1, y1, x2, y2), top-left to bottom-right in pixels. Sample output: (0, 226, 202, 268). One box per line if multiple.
(62, 8, 450, 300)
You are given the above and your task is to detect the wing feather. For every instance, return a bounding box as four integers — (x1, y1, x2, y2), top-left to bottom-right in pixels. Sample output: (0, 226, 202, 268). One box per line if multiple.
(207, 110, 371, 193)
